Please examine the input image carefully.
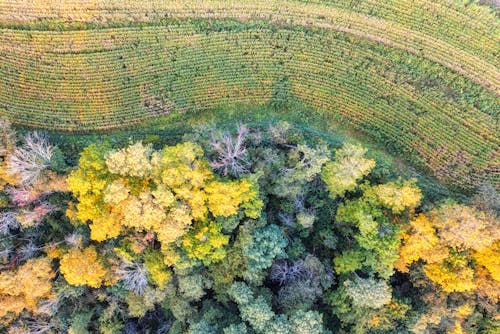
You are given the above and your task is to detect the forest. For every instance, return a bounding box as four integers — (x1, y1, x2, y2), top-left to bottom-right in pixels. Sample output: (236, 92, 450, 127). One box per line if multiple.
(0, 119, 498, 333)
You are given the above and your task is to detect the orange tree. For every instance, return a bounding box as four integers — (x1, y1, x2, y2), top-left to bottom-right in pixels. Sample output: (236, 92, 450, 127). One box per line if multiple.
(396, 202, 499, 333)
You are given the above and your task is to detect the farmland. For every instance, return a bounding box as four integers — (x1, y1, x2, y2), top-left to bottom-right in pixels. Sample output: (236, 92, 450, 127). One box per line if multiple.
(0, 1, 499, 333)
(0, 1, 498, 191)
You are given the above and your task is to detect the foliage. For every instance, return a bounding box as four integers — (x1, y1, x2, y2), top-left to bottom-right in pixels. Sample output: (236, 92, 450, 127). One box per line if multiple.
(144, 250, 172, 289)
(182, 221, 230, 265)
(321, 144, 375, 198)
(289, 310, 327, 334)
(0, 121, 497, 333)
(124, 286, 165, 318)
(0, 257, 55, 319)
(344, 277, 392, 309)
(67, 141, 262, 267)
(334, 188, 403, 279)
(396, 202, 500, 333)
(370, 180, 422, 213)
(59, 246, 109, 288)
(227, 282, 329, 334)
(272, 144, 330, 199)
(431, 203, 498, 251)
(270, 255, 333, 311)
(397, 203, 499, 293)
(242, 224, 288, 283)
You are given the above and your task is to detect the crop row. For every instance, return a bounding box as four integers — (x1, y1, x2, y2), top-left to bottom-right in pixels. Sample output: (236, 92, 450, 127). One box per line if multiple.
(0, 25, 497, 188)
(312, 0, 498, 64)
(0, 1, 498, 93)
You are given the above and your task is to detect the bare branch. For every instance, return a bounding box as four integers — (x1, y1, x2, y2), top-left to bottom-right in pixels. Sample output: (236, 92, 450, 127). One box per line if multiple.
(4, 186, 39, 206)
(116, 258, 149, 295)
(209, 124, 250, 177)
(0, 211, 19, 235)
(7, 132, 54, 186)
(17, 202, 56, 228)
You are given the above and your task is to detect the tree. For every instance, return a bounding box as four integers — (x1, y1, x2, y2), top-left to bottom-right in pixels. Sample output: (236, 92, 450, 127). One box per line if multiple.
(223, 323, 248, 334)
(242, 224, 288, 283)
(335, 193, 402, 279)
(182, 221, 230, 265)
(396, 203, 499, 293)
(370, 179, 422, 213)
(124, 286, 165, 318)
(105, 142, 154, 178)
(227, 282, 329, 334)
(209, 124, 250, 177)
(289, 310, 326, 334)
(344, 277, 392, 309)
(116, 258, 148, 295)
(188, 320, 218, 334)
(270, 255, 333, 311)
(7, 132, 54, 186)
(204, 179, 262, 219)
(67, 142, 262, 268)
(59, 246, 110, 288)
(272, 144, 330, 198)
(176, 265, 213, 302)
(0, 257, 55, 319)
(239, 295, 275, 333)
(396, 203, 500, 333)
(394, 214, 448, 273)
(431, 203, 498, 251)
(321, 144, 375, 198)
(143, 250, 172, 289)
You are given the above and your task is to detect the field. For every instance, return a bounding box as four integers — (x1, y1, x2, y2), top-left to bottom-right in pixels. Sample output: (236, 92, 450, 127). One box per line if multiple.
(0, 1, 498, 189)
(1, 2, 500, 333)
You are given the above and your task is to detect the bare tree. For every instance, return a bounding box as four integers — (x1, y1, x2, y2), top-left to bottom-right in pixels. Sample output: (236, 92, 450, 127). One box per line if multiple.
(209, 125, 250, 177)
(277, 212, 296, 227)
(270, 259, 310, 285)
(0, 211, 19, 235)
(116, 258, 149, 295)
(64, 232, 83, 248)
(17, 202, 56, 228)
(17, 241, 40, 261)
(7, 132, 54, 186)
(0, 245, 12, 262)
(4, 186, 39, 206)
(13, 316, 55, 334)
(36, 297, 60, 317)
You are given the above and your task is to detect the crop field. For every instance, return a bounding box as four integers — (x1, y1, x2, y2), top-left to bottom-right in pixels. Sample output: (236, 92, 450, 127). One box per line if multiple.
(0, 0, 498, 190)
(1, 2, 500, 333)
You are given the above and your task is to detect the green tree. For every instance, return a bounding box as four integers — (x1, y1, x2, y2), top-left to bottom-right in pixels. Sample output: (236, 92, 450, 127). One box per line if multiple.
(344, 277, 392, 309)
(242, 224, 288, 283)
(321, 144, 375, 198)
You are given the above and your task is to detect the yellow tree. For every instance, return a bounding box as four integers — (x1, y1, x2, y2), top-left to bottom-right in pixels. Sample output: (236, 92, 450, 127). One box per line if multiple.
(0, 257, 55, 320)
(370, 180, 422, 214)
(59, 246, 111, 288)
(397, 203, 500, 333)
(67, 141, 262, 267)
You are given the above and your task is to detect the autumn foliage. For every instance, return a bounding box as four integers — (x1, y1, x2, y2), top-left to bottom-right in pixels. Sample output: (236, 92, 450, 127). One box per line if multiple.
(0, 257, 54, 320)
(0, 120, 498, 333)
(397, 203, 499, 293)
(59, 246, 111, 288)
(67, 141, 262, 267)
